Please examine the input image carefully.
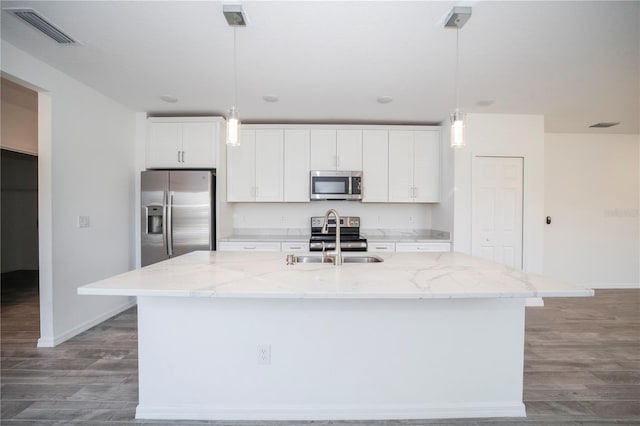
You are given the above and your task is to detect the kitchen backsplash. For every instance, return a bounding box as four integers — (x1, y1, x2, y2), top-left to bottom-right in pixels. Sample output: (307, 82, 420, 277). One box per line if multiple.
(230, 202, 433, 230)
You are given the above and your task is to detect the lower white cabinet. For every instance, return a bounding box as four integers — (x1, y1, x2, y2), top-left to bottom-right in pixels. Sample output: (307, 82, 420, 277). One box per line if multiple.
(367, 242, 396, 252)
(218, 242, 281, 252)
(395, 242, 451, 252)
(281, 242, 309, 252)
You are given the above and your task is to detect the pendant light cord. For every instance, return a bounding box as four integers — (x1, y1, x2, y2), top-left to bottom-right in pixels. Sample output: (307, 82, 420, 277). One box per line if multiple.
(455, 25, 460, 111)
(233, 27, 237, 109)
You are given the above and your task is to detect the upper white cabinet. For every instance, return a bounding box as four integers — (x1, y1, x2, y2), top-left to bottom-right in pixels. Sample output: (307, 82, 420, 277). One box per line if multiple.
(362, 130, 388, 203)
(227, 124, 440, 204)
(284, 129, 310, 202)
(388, 130, 440, 203)
(227, 129, 284, 202)
(310, 129, 362, 171)
(147, 117, 221, 169)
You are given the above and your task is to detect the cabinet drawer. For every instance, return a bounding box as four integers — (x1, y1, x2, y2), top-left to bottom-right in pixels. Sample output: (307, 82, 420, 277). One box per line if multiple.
(281, 242, 309, 252)
(367, 242, 396, 252)
(395, 242, 451, 252)
(218, 242, 281, 252)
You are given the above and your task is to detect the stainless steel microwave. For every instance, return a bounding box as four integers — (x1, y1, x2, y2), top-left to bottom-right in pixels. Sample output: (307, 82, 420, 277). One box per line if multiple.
(310, 170, 362, 200)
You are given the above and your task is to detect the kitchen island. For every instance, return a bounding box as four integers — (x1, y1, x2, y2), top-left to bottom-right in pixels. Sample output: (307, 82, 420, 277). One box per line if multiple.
(78, 251, 592, 421)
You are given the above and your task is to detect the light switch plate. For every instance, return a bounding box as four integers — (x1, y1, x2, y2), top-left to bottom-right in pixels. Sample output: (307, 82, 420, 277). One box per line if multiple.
(78, 216, 90, 228)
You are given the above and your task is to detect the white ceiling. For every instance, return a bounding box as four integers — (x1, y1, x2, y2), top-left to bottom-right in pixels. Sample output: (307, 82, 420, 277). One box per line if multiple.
(1, 1, 638, 134)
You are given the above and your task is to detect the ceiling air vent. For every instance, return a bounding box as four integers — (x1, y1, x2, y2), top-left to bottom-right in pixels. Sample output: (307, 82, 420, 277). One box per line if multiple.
(589, 122, 620, 128)
(4, 8, 77, 44)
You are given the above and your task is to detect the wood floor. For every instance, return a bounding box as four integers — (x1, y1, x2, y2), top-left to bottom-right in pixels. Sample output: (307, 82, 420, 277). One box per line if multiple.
(2, 270, 639, 425)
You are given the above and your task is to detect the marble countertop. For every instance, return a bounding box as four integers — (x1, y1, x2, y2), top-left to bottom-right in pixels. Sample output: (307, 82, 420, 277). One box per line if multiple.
(361, 229, 450, 242)
(219, 229, 450, 243)
(78, 251, 592, 300)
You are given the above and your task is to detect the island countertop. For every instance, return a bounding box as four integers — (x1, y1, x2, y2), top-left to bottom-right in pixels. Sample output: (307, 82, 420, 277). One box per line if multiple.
(78, 251, 593, 299)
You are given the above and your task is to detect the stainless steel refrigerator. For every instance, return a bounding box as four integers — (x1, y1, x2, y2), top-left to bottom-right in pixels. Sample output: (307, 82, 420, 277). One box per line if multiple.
(141, 170, 215, 267)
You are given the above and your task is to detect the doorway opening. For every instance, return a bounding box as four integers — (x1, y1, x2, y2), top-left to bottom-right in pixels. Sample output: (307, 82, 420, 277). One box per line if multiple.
(1, 78, 40, 344)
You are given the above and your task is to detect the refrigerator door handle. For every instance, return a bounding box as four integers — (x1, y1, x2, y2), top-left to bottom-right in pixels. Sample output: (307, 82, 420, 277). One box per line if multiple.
(167, 192, 174, 257)
(162, 191, 169, 256)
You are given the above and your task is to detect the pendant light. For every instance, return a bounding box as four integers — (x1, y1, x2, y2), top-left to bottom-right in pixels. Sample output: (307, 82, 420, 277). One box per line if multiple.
(223, 5, 247, 147)
(445, 7, 471, 148)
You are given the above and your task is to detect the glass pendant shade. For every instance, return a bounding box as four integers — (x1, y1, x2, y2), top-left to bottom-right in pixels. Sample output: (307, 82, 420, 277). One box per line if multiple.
(226, 107, 240, 147)
(450, 109, 465, 148)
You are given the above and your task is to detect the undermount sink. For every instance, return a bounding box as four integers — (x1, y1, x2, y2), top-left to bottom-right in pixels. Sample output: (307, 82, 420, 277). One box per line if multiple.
(287, 255, 383, 265)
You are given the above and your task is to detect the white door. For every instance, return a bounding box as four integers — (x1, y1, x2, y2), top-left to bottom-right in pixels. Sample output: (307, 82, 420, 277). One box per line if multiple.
(413, 130, 440, 202)
(388, 130, 414, 202)
(336, 130, 362, 170)
(226, 129, 256, 202)
(362, 130, 388, 202)
(255, 129, 284, 202)
(147, 122, 181, 168)
(181, 122, 216, 168)
(472, 157, 524, 269)
(309, 129, 337, 170)
(284, 129, 310, 202)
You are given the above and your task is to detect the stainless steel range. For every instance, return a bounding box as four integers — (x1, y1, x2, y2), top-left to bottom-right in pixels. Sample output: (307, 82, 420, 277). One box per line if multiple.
(309, 216, 367, 252)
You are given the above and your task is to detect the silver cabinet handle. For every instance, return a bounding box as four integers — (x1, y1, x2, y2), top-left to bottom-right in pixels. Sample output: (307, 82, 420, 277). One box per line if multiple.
(243, 246, 257, 250)
(181, 151, 185, 163)
(289, 246, 302, 250)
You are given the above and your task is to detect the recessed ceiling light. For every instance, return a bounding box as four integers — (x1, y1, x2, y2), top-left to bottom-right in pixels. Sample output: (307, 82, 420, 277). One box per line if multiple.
(160, 95, 178, 103)
(263, 95, 279, 103)
(589, 122, 620, 128)
(377, 96, 393, 104)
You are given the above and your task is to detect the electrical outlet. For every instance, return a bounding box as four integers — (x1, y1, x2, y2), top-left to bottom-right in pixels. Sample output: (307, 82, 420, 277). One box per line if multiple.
(281, 215, 287, 224)
(408, 215, 414, 223)
(257, 344, 271, 365)
(78, 216, 90, 228)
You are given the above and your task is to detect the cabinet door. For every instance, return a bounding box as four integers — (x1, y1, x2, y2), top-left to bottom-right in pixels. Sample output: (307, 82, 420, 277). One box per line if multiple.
(309, 129, 337, 170)
(284, 129, 310, 202)
(181, 122, 217, 168)
(413, 131, 440, 202)
(219, 241, 281, 251)
(388, 130, 415, 202)
(336, 130, 362, 170)
(255, 129, 284, 202)
(227, 129, 256, 202)
(362, 130, 388, 202)
(147, 122, 181, 168)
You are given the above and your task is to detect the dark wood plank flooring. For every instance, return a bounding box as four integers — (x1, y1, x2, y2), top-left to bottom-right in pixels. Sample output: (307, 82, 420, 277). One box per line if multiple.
(2, 270, 639, 425)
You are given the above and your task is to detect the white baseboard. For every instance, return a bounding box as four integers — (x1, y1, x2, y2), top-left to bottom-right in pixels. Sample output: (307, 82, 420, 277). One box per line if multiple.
(37, 300, 136, 347)
(525, 297, 544, 307)
(587, 283, 640, 289)
(136, 402, 526, 421)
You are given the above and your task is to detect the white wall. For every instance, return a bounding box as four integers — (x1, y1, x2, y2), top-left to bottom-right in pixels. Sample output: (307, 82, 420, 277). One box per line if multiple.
(1, 41, 137, 346)
(1, 77, 38, 155)
(545, 133, 639, 288)
(453, 113, 545, 273)
(227, 202, 434, 233)
(431, 122, 453, 235)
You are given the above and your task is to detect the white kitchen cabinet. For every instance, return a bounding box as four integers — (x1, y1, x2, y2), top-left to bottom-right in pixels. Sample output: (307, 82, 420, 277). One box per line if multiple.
(362, 130, 388, 202)
(227, 129, 284, 202)
(255, 130, 284, 202)
(395, 242, 451, 252)
(367, 242, 395, 252)
(281, 241, 309, 252)
(147, 117, 220, 169)
(284, 129, 310, 202)
(219, 241, 281, 252)
(388, 130, 440, 203)
(309, 129, 362, 171)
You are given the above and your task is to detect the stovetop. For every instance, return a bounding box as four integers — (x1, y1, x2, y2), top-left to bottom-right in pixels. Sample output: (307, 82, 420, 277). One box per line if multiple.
(309, 216, 367, 251)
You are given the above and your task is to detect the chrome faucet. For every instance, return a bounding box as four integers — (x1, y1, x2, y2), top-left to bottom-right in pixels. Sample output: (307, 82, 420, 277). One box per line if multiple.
(321, 209, 342, 266)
